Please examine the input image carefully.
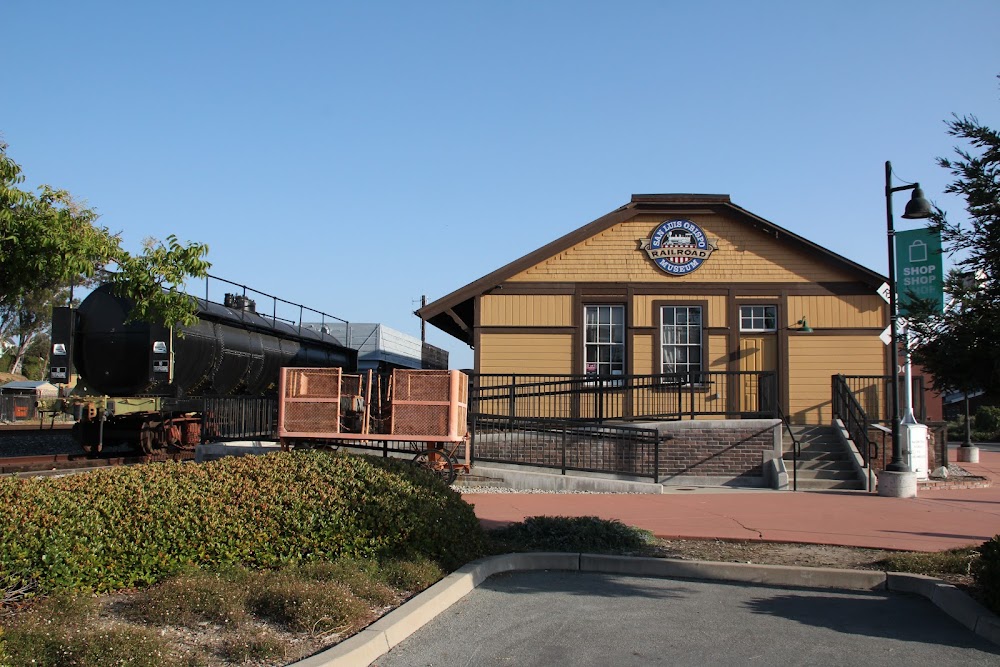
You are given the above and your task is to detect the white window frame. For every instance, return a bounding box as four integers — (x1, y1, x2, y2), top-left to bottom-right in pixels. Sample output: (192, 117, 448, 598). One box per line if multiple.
(584, 304, 625, 378)
(739, 305, 778, 333)
(659, 305, 703, 381)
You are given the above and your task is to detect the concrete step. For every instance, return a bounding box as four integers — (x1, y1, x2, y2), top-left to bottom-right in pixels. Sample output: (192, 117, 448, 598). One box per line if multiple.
(785, 448, 850, 461)
(792, 477, 866, 491)
(787, 442, 846, 454)
(792, 468, 859, 481)
(793, 459, 856, 472)
(452, 475, 511, 489)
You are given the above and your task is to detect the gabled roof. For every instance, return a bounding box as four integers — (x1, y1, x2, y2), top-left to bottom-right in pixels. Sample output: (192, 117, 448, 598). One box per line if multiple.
(416, 194, 887, 345)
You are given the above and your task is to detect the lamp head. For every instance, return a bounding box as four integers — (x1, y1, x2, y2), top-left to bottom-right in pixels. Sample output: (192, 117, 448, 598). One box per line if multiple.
(902, 185, 934, 219)
(795, 317, 813, 333)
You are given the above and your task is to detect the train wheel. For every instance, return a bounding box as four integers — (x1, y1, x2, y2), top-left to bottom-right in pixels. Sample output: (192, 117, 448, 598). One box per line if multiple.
(412, 448, 456, 485)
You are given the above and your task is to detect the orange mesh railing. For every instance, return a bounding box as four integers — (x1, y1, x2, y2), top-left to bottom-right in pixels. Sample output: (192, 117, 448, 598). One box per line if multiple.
(278, 368, 468, 441)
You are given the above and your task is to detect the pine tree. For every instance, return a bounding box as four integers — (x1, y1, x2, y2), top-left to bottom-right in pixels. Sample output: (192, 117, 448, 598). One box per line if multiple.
(909, 77, 1000, 395)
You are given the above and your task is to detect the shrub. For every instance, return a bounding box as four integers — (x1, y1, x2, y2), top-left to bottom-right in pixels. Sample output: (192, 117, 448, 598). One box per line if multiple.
(489, 515, 653, 553)
(974, 405, 1000, 434)
(0, 451, 487, 596)
(975, 535, 1000, 613)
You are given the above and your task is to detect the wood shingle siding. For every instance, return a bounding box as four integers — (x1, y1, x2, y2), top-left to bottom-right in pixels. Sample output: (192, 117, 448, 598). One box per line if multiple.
(507, 216, 860, 284)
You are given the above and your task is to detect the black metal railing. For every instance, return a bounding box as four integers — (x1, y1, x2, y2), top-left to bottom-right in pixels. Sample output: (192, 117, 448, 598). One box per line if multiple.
(471, 414, 663, 479)
(201, 397, 277, 441)
(160, 396, 278, 442)
(471, 371, 777, 423)
(773, 402, 799, 491)
(832, 374, 877, 491)
(840, 374, 926, 425)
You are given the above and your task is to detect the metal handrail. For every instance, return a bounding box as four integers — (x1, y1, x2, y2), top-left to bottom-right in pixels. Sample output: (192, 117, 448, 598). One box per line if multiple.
(832, 374, 878, 492)
(471, 413, 664, 480)
(773, 402, 799, 491)
(472, 370, 777, 422)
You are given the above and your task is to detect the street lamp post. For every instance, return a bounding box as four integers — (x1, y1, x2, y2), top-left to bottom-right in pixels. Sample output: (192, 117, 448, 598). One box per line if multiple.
(882, 161, 933, 496)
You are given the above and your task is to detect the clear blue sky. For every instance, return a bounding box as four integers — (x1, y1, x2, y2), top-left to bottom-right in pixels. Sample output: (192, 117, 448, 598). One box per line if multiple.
(5, 1, 999, 369)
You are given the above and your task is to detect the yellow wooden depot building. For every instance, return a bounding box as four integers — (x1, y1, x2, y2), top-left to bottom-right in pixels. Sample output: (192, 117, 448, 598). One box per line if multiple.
(418, 194, 889, 425)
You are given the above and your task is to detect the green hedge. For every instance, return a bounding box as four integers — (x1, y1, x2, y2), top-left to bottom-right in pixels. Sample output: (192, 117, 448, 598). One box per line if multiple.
(0, 451, 486, 596)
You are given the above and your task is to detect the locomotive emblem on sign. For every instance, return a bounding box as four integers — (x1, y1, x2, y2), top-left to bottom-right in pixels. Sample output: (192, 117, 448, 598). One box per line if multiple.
(639, 219, 718, 276)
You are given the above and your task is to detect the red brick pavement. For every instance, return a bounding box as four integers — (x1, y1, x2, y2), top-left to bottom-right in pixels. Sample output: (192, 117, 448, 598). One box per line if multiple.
(463, 448, 1000, 552)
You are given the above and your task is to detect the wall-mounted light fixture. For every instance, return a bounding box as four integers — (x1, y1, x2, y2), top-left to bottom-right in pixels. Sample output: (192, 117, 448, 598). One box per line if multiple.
(789, 317, 813, 333)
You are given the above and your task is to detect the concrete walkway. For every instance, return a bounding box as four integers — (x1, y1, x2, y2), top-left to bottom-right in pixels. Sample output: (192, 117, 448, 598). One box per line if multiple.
(463, 449, 1000, 552)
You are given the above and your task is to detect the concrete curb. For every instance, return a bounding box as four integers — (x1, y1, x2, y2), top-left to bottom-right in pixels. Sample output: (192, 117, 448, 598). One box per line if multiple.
(291, 554, 1000, 666)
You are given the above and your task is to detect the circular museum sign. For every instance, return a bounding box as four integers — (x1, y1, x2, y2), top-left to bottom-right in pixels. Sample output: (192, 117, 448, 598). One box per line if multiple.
(638, 219, 718, 276)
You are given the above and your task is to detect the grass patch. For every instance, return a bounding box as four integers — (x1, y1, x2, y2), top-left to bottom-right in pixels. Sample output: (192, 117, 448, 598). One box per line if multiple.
(379, 557, 445, 592)
(489, 515, 654, 553)
(877, 547, 979, 576)
(2, 593, 183, 667)
(124, 569, 251, 628)
(217, 626, 286, 662)
(1, 553, 447, 664)
(295, 559, 398, 606)
(248, 575, 371, 634)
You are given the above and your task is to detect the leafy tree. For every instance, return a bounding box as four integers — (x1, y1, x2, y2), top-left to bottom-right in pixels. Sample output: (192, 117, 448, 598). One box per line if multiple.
(909, 79, 1000, 395)
(0, 287, 68, 376)
(0, 141, 210, 331)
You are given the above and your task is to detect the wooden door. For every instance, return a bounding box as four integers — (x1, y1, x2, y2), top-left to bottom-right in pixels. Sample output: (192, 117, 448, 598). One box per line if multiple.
(739, 335, 777, 414)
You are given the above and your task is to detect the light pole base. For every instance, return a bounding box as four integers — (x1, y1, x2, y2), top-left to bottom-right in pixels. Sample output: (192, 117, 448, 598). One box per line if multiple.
(957, 446, 980, 464)
(877, 470, 917, 498)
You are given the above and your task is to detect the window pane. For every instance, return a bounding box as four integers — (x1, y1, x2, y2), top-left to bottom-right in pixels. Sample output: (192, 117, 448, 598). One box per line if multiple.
(585, 305, 625, 376)
(660, 305, 703, 376)
(740, 305, 777, 331)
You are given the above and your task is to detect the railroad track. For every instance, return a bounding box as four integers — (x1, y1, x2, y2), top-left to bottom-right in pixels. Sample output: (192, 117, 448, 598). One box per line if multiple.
(0, 424, 196, 475)
(1, 452, 196, 476)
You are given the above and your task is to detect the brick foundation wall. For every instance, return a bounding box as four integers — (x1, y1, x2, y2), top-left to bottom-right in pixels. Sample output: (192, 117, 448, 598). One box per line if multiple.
(473, 433, 656, 476)
(473, 419, 781, 482)
(657, 421, 779, 481)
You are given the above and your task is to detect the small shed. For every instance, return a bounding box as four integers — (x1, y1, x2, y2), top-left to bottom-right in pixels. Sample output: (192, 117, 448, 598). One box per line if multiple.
(0, 381, 58, 421)
(0, 380, 59, 398)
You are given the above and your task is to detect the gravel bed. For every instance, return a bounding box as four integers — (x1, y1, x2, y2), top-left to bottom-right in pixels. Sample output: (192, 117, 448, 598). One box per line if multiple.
(0, 432, 81, 457)
(942, 463, 977, 478)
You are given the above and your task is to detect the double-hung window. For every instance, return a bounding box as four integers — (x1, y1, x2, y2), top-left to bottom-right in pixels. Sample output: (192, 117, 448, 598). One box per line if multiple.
(584, 305, 625, 377)
(660, 305, 702, 381)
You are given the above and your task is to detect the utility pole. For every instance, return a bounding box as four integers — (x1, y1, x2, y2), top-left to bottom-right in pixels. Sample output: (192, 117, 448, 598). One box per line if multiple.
(420, 295, 426, 343)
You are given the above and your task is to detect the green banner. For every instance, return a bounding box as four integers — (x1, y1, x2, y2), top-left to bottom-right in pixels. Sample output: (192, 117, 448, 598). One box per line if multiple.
(895, 227, 943, 314)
